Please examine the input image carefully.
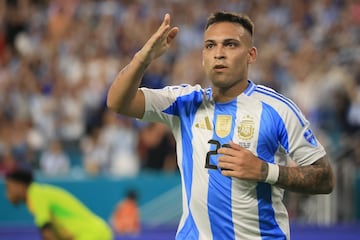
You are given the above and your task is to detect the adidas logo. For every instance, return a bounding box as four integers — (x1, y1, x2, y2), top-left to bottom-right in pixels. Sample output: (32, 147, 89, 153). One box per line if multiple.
(195, 116, 212, 130)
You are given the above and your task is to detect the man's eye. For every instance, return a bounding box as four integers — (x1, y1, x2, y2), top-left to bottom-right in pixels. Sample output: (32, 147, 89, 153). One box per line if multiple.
(225, 43, 236, 48)
(206, 44, 215, 49)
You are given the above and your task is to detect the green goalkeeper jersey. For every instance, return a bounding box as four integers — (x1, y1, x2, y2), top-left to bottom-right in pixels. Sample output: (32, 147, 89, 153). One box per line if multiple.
(27, 183, 113, 240)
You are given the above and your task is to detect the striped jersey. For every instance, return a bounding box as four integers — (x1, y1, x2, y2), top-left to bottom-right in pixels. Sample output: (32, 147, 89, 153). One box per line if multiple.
(141, 80, 326, 240)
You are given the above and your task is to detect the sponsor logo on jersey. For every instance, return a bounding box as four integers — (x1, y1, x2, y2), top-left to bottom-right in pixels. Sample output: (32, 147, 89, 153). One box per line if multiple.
(195, 116, 212, 130)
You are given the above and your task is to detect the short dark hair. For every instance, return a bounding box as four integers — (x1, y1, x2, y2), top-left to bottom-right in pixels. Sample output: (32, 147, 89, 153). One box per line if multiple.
(5, 169, 33, 185)
(205, 11, 254, 37)
(126, 189, 137, 201)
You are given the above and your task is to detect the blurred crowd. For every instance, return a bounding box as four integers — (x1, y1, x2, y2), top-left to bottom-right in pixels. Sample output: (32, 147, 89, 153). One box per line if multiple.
(0, 0, 359, 218)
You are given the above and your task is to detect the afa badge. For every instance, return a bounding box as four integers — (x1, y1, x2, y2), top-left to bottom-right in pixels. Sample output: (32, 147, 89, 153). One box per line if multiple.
(237, 115, 255, 140)
(215, 115, 232, 138)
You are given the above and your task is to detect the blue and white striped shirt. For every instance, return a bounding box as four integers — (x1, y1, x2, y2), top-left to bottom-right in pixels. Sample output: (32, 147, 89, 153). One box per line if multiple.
(141, 80, 326, 240)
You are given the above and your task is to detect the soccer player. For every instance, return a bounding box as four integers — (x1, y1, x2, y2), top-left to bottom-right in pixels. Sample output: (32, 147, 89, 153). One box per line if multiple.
(106, 12, 334, 239)
(5, 169, 113, 240)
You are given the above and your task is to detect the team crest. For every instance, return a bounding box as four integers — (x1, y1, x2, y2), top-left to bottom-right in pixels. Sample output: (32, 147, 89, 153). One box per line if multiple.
(237, 115, 255, 140)
(215, 115, 232, 138)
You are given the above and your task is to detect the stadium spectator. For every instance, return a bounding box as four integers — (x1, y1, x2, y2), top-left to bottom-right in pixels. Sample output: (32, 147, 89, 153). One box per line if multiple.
(0, 148, 17, 177)
(39, 139, 70, 177)
(110, 189, 140, 235)
(138, 122, 177, 172)
(100, 110, 140, 177)
(80, 126, 109, 176)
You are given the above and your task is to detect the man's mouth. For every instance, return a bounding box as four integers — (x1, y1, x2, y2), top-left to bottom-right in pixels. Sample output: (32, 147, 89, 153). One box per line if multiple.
(213, 64, 227, 70)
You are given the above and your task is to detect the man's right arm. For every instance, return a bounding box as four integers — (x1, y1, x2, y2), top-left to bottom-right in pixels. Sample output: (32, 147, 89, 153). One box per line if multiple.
(106, 55, 148, 119)
(106, 13, 179, 118)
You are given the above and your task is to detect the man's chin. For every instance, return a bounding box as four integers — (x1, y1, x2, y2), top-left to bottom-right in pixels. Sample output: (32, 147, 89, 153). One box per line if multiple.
(211, 78, 228, 87)
(211, 79, 234, 89)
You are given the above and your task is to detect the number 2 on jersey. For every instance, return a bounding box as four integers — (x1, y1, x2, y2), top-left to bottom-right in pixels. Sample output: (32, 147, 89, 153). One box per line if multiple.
(205, 139, 230, 169)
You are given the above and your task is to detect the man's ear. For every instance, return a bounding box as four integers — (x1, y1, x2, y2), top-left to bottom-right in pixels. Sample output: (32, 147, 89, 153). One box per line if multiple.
(248, 47, 257, 64)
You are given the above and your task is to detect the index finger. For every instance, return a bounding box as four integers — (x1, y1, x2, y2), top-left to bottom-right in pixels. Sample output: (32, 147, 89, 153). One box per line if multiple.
(218, 141, 244, 154)
(162, 13, 171, 27)
(228, 141, 244, 151)
(218, 145, 235, 155)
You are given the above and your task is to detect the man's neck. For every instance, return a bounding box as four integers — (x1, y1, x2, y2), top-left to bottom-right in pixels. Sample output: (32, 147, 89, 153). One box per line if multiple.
(212, 80, 249, 103)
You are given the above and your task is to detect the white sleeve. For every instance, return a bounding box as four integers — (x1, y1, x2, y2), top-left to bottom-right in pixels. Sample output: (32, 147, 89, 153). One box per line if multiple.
(140, 84, 203, 126)
(253, 85, 326, 166)
(286, 119, 326, 166)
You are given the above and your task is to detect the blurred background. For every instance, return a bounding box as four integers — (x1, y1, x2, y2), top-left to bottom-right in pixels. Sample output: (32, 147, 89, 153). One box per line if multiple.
(0, 0, 359, 239)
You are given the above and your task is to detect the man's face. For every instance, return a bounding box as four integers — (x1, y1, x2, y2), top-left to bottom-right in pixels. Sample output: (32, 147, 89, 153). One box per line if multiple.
(5, 179, 24, 206)
(202, 21, 256, 89)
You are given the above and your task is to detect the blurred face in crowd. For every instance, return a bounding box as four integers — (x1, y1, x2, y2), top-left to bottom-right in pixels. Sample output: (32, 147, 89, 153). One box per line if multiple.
(202, 21, 256, 98)
(5, 178, 26, 206)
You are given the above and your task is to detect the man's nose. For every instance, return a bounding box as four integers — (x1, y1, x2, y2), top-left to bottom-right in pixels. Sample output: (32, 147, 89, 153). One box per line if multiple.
(214, 46, 225, 59)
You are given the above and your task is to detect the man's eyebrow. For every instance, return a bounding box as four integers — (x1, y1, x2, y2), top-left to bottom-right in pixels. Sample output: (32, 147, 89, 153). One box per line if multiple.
(223, 38, 240, 43)
(204, 38, 241, 44)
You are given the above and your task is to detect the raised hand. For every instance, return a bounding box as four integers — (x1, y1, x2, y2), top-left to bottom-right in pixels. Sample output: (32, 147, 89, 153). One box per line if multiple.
(136, 13, 179, 65)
